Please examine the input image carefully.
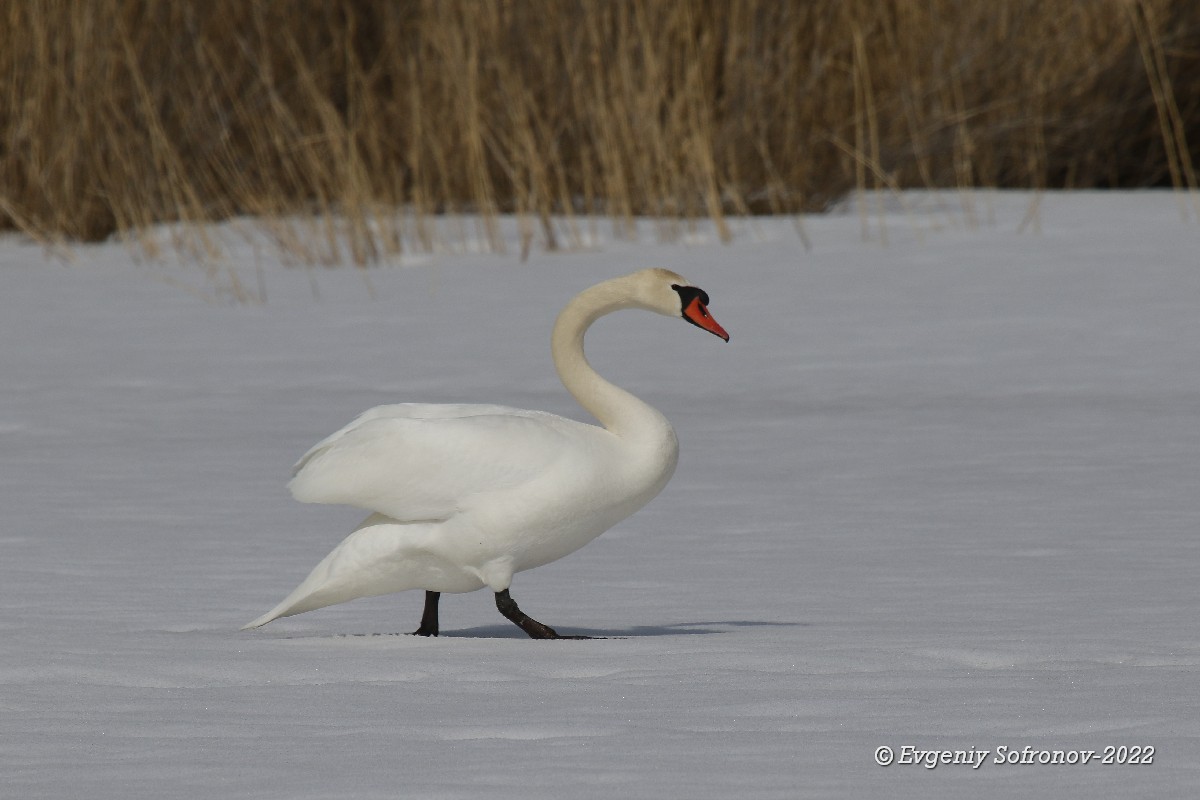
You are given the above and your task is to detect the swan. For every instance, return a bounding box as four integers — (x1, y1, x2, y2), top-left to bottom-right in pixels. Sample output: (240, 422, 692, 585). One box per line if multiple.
(242, 268, 729, 638)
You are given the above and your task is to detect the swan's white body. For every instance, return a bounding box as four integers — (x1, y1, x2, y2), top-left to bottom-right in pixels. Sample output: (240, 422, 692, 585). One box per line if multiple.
(243, 268, 726, 631)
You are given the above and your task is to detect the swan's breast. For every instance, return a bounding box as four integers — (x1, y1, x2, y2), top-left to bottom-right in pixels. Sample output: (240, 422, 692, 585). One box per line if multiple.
(456, 419, 678, 572)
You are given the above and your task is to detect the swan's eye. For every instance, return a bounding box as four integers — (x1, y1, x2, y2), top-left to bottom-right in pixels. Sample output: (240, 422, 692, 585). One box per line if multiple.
(671, 284, 711, 313)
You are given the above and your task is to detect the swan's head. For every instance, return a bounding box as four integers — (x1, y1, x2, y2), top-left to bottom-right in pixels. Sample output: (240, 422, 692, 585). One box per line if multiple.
(632, 268, 730, 342)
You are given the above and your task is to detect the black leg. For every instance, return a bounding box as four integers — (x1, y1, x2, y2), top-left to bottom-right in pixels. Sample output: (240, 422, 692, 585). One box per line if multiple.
(412, 591, 440, 636)
(494, 589, 590, 640)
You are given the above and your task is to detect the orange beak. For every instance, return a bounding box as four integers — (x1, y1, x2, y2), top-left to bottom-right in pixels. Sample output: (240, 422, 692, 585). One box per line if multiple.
(682, 297, 730, 342)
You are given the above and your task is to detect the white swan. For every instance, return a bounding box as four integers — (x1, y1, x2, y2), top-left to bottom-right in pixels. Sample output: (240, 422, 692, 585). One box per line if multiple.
(242, 268, 729, 638)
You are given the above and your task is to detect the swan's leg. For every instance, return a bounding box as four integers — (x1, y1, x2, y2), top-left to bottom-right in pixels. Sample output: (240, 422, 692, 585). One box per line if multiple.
(412, 591, 440, 636)
(494, 589, 590, 640)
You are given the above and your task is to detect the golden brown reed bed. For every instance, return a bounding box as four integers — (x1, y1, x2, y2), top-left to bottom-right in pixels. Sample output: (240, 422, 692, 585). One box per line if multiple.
(1, 0, 1197, 262)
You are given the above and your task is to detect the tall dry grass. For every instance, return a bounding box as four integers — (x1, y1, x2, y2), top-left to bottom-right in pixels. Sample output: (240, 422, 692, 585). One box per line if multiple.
(1, 0, 1198, 261)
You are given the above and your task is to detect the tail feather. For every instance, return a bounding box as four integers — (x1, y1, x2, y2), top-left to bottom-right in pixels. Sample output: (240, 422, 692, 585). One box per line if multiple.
(239, 515, 467, 630)
(241, 607, 286, 631)
(240, 579, 337, 629)
(240, 560, 373, 630)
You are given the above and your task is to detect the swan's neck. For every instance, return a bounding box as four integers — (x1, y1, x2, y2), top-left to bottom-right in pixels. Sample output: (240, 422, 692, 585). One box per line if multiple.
(551, 278, 672, 442)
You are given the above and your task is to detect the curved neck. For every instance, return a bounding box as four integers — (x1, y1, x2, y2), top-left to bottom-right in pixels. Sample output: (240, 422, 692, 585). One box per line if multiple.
(551, 277, 669, 440)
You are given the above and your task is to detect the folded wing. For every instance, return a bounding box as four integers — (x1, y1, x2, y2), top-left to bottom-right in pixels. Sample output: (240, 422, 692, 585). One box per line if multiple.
(287, 404, 573, 522)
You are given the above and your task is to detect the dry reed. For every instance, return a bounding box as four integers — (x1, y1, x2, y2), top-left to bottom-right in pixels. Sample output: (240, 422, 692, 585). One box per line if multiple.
(1, 0, 1198, 262)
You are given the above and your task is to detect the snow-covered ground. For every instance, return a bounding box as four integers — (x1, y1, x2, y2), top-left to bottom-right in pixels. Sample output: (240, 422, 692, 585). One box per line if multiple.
(2, 192, 1198, 798)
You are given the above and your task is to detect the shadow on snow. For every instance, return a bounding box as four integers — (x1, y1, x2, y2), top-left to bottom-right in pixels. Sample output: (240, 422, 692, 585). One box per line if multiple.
(306, 619, 810, 640)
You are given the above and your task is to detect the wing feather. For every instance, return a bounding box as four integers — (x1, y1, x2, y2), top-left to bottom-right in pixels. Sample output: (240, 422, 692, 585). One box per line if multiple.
(287, 404, 573, 521)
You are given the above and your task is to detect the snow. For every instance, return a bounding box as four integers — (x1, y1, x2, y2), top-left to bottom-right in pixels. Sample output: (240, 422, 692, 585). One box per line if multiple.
(3, 191, 1199, 798)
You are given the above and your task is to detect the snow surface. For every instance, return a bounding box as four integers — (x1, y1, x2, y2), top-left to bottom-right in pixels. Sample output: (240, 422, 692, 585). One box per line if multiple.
(2, 192, 1199, 798)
